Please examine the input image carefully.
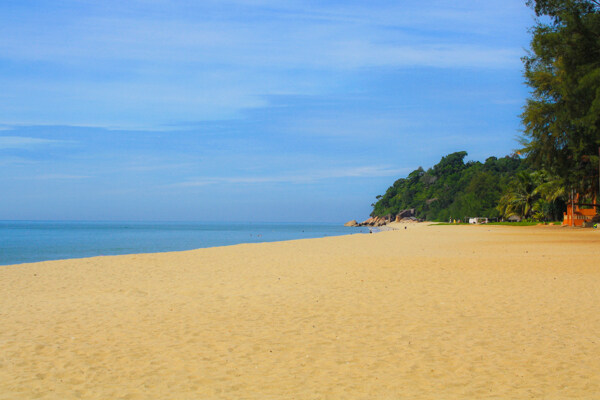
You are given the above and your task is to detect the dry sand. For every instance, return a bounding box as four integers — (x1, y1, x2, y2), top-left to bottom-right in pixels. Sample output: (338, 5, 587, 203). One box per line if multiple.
(1, 224, 599, 399)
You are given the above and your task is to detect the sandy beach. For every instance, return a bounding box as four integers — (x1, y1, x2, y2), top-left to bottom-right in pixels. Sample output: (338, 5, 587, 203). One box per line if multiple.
(1, 223, 599, 399)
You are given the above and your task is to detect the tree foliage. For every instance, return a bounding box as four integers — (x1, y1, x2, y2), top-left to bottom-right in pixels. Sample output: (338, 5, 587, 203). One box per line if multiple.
(521, 0, 600, 197)
(370, 0, 600, 223)
(497, 170, 566, 220)
(371, 152, 525, 221)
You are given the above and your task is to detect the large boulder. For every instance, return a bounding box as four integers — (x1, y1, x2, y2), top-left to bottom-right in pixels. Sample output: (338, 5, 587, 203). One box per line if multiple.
(359, 216, 388, 227)
(395, 209, 416, 221)
(344, 220, 359, 227)
(374, 217, 386, 227)
(359, 217, 375, 226)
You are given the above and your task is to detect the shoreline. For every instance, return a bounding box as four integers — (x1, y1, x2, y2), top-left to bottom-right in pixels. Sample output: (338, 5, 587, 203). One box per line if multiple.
(0, 221, 429, 268)
(0, 229, 369, 268)
(1, 224, 599, 399)
(3, 221, 583, 268)
(0, 221, 370, 267)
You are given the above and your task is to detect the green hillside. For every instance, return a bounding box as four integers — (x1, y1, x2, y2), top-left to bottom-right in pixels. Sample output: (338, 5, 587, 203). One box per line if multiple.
(371, 152, 526, 221)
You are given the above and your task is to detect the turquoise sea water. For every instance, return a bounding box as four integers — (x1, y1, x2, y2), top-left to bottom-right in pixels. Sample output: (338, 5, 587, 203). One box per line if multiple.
(0, 221, 369, 266)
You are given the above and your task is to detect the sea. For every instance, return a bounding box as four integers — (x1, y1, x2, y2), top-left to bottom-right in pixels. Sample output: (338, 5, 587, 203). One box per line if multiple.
(0, 221, 370, 266)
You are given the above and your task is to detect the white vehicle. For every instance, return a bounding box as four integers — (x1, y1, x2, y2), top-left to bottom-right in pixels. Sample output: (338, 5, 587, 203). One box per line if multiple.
(468, 217, 489, 224)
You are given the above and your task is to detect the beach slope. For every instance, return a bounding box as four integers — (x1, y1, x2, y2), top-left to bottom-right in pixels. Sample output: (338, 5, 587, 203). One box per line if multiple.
(1, 224, 599, 399)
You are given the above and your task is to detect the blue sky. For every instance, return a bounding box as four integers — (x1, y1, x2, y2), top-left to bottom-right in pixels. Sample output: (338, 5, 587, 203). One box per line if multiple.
(0, 0, 534, 222)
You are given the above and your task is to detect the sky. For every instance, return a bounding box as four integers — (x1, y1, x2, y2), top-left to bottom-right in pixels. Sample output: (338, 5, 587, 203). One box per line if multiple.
(0, 0, 535, 222)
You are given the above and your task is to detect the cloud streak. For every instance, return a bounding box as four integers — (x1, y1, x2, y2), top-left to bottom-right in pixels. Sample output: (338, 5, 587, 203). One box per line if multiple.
(0, 136, 68, 149)
(0, 0, 531, 128)
(174, 165, 409, 187)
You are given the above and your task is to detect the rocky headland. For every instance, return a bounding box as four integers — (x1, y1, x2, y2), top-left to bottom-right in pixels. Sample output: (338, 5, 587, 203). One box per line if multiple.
(345, 209, 422, 227)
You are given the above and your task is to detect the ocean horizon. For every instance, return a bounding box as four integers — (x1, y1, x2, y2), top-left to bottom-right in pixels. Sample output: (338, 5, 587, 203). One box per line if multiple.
(0, 220, 370, 266)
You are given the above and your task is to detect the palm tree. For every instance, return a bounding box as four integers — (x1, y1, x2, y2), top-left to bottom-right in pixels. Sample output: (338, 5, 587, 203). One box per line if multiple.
(535, 172, 566, 203)
(498, 170, 567, 221)
(497, 171, 541, 220)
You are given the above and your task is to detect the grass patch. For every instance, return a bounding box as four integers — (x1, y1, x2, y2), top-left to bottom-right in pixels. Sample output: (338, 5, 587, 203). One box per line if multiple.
(431, 221, 562, 226)
(488, 221, 561, 226)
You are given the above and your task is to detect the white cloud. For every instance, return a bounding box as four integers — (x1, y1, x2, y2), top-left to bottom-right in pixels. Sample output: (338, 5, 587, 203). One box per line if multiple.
(328, 42, 521, 69)
(174, 165, 409, 187)
(0, 0, 530, 128)
(0, 156, 37, 166)
(0, 11, 523, 70)
(0, 136, 66, 149)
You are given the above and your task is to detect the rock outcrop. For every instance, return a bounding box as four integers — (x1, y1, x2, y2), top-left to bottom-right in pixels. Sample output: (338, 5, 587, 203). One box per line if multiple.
(358, 216, 391, 227)
(394, 209, 415, 222)
(346, 209, 421, 227)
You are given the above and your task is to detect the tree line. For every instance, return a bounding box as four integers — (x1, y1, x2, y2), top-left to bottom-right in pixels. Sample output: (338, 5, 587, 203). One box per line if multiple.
(371, 0, 599, 222)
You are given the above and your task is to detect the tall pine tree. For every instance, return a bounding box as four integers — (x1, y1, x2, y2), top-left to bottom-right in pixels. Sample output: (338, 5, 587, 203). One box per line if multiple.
(521, 0, 600, 199)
